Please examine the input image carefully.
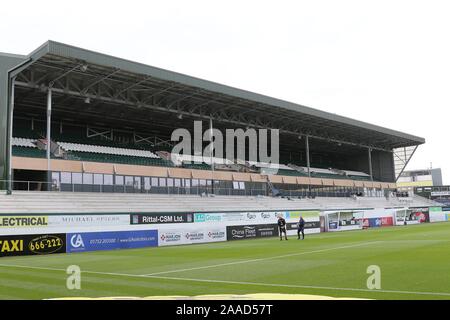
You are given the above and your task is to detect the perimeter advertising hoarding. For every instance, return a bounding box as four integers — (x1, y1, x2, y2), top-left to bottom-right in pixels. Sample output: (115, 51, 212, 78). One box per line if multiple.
(0, 216, 48, 228)
(429, 207, 446, 223)
(49, 215, 130, 227)
(361, 217, 393, 228)
(158, 227, 227, 246)
(0, 233, 66, 257)
(442, 207, 450, 221)
(410, 208, 430, 223)
(286, 221, 320, 231)
(193, 212, 280, 224)
(0, 214, 130, 229)
(285, 211, 320, 221)
(66, 230, 158, 253)
(130, 213, 193, 225)
(194, 210, 320, 224)
(226, 224, 279, 241)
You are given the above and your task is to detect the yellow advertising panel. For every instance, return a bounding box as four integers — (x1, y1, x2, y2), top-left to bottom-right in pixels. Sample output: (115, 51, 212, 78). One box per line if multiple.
(0, 216, 49, 227)
(287, 211, 320, 220)
(397, 181, 433, 187)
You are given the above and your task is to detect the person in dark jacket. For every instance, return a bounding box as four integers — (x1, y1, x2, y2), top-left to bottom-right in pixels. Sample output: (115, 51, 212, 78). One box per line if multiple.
(277, 215, 288, 241)
(297, 216, 305, 240)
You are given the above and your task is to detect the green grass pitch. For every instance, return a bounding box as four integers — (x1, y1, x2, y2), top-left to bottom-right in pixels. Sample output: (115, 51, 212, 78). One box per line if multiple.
(0, 222, 449, 300)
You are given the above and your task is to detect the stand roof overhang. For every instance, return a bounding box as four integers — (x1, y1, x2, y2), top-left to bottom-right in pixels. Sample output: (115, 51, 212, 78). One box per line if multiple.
(10, 41, 425, 152)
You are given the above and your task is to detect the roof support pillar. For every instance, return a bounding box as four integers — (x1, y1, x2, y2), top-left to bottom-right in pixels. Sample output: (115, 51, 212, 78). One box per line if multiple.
(209, 117, 215, 195)
(6, 77, 16, 195)
(46, 88, 52, 190)
(305, 135, 311, 194)
(368, 147, 373, 181)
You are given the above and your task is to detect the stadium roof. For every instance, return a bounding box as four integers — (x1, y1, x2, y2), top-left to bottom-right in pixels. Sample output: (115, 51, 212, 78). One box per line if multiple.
(9, 41, 425, 151)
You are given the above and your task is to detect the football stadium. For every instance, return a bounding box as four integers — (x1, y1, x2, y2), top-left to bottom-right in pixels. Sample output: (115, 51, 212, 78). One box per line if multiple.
(0, 41, 449, 300)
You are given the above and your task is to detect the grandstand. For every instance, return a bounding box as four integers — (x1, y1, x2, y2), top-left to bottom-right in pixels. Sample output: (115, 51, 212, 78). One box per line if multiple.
(0, 41, 426, 200)
(0, 42, 439, 218)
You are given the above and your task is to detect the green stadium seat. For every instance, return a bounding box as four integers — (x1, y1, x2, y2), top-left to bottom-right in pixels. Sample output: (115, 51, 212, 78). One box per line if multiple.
(181, 162, 212, 170)
(276, 169, 308, 177)
(347, 175, 371, 181)
(64, 151, 174, 167)
(12, 146, 46, 158)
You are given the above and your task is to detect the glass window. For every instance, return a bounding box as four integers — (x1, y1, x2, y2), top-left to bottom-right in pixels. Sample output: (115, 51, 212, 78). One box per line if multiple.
(94, 174, 103, 185)
(199, 179, 206, 186)
(184, 179, 191, 187)
(174, 179, 181, 187)
(192, 179, 199, 187)
(51, 172, 60, 181)
(51, 172, 60, 189)
(61, 172, 71, 184)
(144, 177, 151, 190)
(233, 181, 240, 189)
(115, 175, 124, 185)
(72, 173, 82, 184)
(134, 177, 141, 189)
(83, 173, 93, 185)
(159, 178, 166, 187)
(104, 174, 113, 186)
(167, 178, 174, 187)
(125, 176, 134, 186)
(151, 177, 159, 186)
(239, 181, 245, 190)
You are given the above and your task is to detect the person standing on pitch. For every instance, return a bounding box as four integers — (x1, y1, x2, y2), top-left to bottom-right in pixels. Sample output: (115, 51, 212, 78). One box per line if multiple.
(297, 216, 305, 240)
(277, 215, 288, 241)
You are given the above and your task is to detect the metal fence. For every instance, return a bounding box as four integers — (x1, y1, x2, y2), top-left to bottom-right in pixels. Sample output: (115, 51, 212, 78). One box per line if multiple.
(0, 179, 268, 196)
(0, 179, 390, 199)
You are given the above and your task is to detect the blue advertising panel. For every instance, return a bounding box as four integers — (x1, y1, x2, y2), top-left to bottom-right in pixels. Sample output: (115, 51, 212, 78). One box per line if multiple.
(66, 230, 158, 253)
(368, 218, 382, 228)
(329, 222, 338, 230)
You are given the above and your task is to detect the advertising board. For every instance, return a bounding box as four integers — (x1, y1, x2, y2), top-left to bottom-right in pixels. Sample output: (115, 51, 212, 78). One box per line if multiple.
(380, 216, 393, 226)
(49, 215, 130, 227)
(285, 211, 320, 221)
(193, 211, 279, 224)
(130, 213, 193, 225)
(0, 216, 49, 228)
(226, 224, 279, 241)
(410, 208, 430, 223)
(0, 233, 66, 257)
(158, 227, 227, 246)
(0, 214, 130, 229)
(286, 221, 320, 231)
(193, 210, 319, 226)
(66, 230, 158, 253)
(362, 217, 393, 228)
(429, 207, 446, 223)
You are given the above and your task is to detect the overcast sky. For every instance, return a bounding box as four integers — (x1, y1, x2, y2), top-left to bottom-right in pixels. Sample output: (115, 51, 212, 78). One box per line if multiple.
(2, 1, 448, 183)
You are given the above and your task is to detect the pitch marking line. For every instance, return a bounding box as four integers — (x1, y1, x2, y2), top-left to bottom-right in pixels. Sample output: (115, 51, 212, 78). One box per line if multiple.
(0, 263, 450, 297)
(144, 241, 382, 276)
(146, 275, 450, 297)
